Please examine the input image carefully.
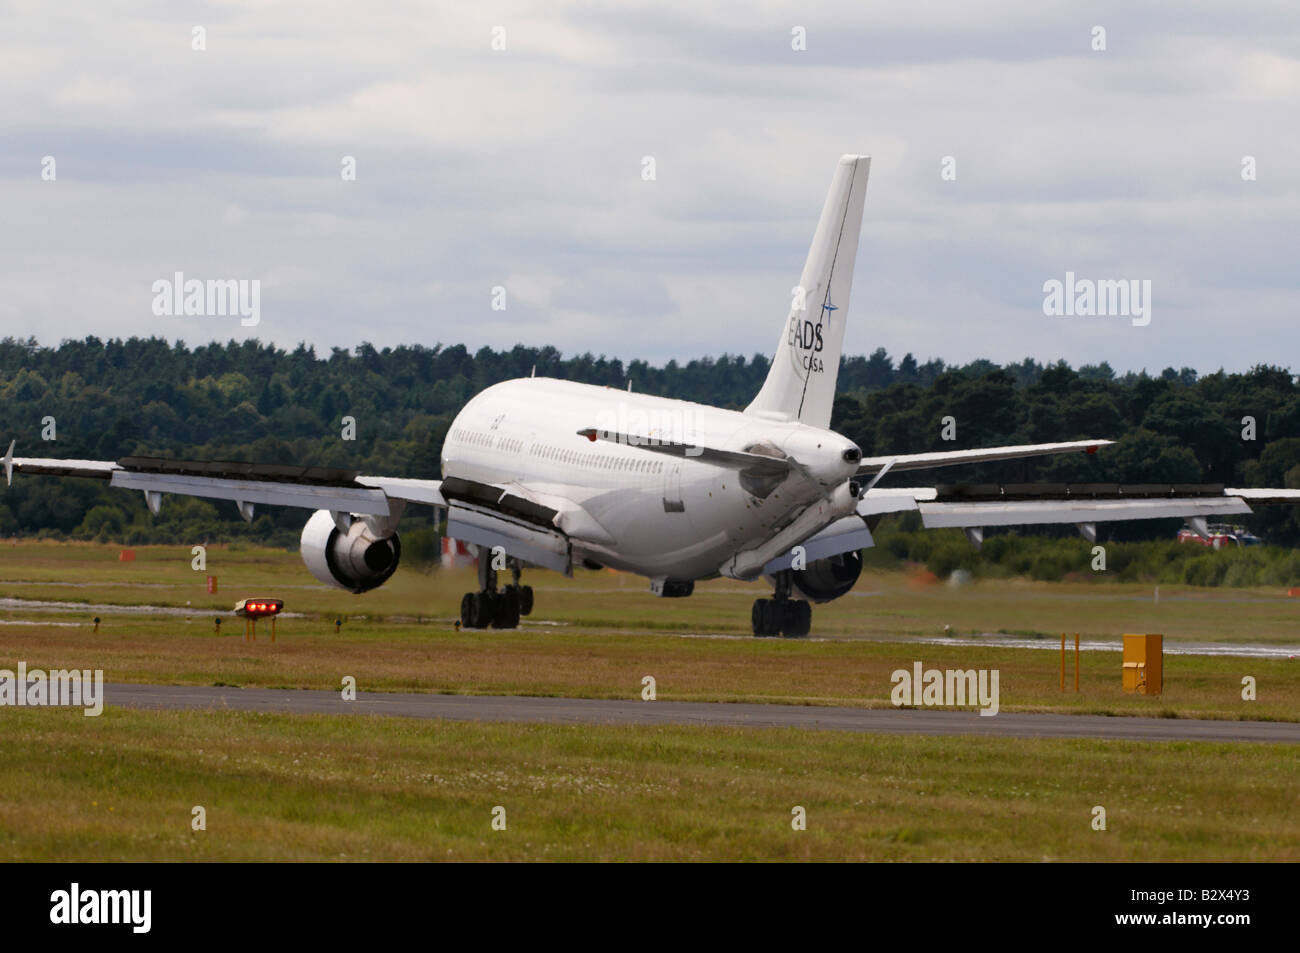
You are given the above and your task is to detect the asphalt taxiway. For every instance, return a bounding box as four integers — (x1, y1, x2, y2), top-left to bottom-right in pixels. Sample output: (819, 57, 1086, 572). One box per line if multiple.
(102, 683, 1300, 743)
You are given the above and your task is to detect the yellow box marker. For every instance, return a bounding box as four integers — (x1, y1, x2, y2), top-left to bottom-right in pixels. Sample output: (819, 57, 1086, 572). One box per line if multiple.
(1122, 634, 1163, 695)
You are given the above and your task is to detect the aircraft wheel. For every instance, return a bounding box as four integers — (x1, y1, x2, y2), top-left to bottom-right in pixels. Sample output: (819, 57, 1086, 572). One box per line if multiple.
(492, 588, 521, 629)
(474, 591, 498, 629)
(518, 585, 534, 616)
(783, 600, 811, 638)
(460, 592, 475, 628)
(764, 600, 784, 637)
(752, 598, 771, 637)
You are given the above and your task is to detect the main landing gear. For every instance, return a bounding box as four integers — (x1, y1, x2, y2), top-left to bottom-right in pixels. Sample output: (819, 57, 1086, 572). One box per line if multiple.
(752, 570, 811, 638)
(460, 551, 534, 630)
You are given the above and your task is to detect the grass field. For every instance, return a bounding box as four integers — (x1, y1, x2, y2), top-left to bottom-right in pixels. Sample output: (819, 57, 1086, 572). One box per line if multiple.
(1, 707, 1295, 862)
(5, 540, 1300, 643)
(2, 541, 1298, 862)
(0, 542, 1297, 720)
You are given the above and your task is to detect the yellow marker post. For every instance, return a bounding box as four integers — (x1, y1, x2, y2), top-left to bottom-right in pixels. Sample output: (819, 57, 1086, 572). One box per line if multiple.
(1060, 634, 1066, 692)
(1074, 634, 1080, 692)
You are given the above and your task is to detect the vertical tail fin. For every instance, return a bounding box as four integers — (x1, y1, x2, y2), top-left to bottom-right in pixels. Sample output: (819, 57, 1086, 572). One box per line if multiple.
(746, 154, 870, 428)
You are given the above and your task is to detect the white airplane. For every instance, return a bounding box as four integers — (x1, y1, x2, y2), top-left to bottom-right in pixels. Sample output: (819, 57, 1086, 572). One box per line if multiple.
(7, 155, 1299, 636)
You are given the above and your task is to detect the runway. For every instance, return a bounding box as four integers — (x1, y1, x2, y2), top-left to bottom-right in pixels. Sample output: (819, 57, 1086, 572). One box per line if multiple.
(103, 683, 1300, 743)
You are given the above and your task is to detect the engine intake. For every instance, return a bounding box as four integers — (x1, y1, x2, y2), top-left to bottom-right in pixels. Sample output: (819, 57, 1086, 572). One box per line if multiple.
(791, 550, 862, 603)
(300, 509, 401, 593)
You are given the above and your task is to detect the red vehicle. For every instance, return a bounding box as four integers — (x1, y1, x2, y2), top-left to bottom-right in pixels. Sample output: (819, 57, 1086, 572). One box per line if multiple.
(1176, 524, 1263, 549)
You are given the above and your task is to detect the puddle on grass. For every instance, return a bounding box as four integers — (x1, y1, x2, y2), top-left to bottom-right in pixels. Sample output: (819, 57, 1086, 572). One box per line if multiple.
(0, 619, 85, 627)
(0, 597, 304, 619)
(602, 629, 1298, 658)
(0, 596, 1293, 658)
(881, 633, 1300, 659)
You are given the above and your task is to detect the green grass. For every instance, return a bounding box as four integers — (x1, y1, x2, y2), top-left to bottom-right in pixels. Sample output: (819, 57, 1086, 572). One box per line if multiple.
(1, 617, 1295, 720)
(0, 707, 1295, 861)
(1, 542, 1298, 721)
(871, 525, 1300, 589)
(2, 542, 1297, 862)
(5, 540, 1300, 643)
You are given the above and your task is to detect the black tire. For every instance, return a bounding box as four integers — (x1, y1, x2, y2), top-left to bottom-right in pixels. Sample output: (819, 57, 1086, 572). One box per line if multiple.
(492, 589, 521, 629)
(762, 600, 781, 637)
(778, 600, 796, 638)
(768, 600, 786, 637)
(518, 585, 534, 616)
(475, 592, 497, 629)
(752, 599, 769, 636)
(460, 592, 475, 628)
(784, 600, 811, 638)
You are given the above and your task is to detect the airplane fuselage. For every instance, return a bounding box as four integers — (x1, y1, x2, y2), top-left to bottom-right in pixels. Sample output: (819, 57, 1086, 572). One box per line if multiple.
(441, 378, 860, 581)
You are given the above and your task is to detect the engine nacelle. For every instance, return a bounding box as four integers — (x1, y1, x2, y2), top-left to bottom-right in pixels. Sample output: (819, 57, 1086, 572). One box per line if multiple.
(300, 509, 401, 593)
(791, 550, 862, 603)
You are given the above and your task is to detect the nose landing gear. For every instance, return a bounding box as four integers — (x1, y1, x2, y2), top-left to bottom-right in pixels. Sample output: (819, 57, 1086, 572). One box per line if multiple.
(751, 570, 811, 638)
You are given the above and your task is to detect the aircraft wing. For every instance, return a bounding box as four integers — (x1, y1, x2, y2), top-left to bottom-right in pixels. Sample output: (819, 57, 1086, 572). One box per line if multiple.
(854, 482, 1273, 542)
(3, 443, 444, 520)
(1225, 488, 1300, 504)
(856, 439, 1111, 476)
(740, 481, 1294, 568)
(437, 475, 626, 575)
(3, 443, 598, 575)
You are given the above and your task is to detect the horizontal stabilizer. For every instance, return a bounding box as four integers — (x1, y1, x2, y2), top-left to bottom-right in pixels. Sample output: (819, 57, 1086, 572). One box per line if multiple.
(576, 429, 790, 473)
(856, 439, 1113, 476)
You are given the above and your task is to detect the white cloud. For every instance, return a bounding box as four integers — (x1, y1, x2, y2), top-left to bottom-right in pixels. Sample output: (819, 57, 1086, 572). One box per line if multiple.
(1, 0, 1299, 374)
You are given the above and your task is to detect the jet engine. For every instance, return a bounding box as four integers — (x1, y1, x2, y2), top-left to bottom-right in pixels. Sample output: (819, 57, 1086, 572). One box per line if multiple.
(300, 509, 401, 593)
(790, 549, 862, 603)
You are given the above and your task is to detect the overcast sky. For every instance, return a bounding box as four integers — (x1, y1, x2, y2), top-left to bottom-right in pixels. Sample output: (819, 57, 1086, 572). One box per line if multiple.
(2, 1, 1298, 374)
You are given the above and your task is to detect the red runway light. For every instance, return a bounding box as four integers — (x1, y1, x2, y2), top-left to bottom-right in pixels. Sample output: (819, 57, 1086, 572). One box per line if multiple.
(234, 598, 284, 618)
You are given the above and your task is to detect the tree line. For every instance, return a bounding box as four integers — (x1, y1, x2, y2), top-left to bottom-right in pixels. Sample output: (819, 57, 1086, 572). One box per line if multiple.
(1, 336, 1297, 549)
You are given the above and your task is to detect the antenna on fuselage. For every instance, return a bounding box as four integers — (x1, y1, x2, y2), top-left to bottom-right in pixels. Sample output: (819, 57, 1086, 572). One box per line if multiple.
(530, 365, 536, 378)
(627, 379, 632, 392)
